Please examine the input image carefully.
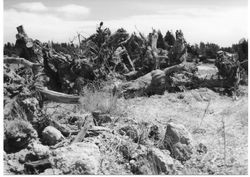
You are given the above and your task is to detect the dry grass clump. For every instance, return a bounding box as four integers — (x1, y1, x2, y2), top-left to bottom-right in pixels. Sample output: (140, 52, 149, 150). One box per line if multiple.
(80, 90, 118, 114)
(79, 81, 120, 115)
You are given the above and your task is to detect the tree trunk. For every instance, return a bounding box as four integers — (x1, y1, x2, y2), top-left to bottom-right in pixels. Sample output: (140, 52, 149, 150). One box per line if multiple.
(120, 63, 188, 98)
(120, 62, 229, 98)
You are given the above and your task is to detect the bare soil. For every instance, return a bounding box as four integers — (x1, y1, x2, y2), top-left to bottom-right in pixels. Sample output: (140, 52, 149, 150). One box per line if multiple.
(4, 63, 248, 175)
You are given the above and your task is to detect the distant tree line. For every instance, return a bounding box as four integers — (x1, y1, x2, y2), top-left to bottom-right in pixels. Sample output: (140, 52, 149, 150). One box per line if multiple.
(4, 42, 16, 56)
(4, 30, 248, 62)
(51, 42, 79, 55)
(4, 42, 79, 57)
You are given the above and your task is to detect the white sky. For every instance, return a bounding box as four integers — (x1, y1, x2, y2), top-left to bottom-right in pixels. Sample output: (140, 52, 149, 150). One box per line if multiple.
(3, 0, 248, 47)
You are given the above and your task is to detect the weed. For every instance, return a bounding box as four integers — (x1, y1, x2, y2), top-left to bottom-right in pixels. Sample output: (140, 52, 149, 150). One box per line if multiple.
(79, 81, 118, 114)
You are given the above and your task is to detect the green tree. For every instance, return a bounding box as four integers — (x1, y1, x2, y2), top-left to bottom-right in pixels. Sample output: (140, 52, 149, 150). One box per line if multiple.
(164, 30, 175, 46)
(205, 43, 220, 58)
(156, 30, 166, 49)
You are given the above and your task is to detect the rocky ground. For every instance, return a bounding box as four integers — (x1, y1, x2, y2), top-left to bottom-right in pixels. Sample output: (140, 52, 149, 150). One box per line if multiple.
(4, 64, 248, 175)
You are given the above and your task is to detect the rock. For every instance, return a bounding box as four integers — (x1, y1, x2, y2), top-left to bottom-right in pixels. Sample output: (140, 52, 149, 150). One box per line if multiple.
(4, 149, 29, 174)
(29, 142, 50, 159)
(25, 142, 50, 163)
(163, 122, 193, 161)
(40, 168, 62, 175)
(7, 160, 24, 174)
(164, 122, 193, 147)
(118, 125, 139, 142)
(148, 148, 174, 174)
(42, 126, 64, 146)
(51, 142, 100, 174)
(4, 120, 38, 153)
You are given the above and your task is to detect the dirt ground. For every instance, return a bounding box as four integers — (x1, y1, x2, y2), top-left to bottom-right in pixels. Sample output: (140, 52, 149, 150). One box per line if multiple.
(43, 85, 248, 174)
(118, 63, 248, 174)
(121, 85, 248, 174)
(4, 63, 248, 175)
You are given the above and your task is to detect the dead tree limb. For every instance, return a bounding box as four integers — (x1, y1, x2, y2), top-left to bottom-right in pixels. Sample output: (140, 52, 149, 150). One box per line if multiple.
(24, 158, 51, 174)
(4, 57, 42, 70)
(36, 87, 80, 104)
(163, 63, 185, 75)
(71, 115, 94, 144)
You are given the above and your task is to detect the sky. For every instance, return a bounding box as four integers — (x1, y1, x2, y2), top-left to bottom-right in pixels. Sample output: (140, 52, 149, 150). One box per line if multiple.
(3, 0, 248, 47)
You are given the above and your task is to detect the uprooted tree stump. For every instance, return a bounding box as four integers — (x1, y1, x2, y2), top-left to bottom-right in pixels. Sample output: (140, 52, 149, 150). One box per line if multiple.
(4, 56, 81, 103)
(5, 25, 81, 104)
(120, 62, 196, 98)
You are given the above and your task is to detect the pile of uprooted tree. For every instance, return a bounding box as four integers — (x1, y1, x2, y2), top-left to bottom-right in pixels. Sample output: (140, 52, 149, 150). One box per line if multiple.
(4, 23, 246, 103)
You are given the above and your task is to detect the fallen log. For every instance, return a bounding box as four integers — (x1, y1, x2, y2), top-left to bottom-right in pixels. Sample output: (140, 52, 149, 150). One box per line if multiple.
(36, 87, 80, 104)
(121, 66, 235, 98)
(120, 62, 192, 98)
(70, 126, 112, 136)
(163, 63, 186, 75)
(4, 57, 42, 71)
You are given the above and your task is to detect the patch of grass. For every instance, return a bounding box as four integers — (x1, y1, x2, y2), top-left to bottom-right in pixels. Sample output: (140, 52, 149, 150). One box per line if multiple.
(80, 89, 118, 114)
(79, 81, 119, 114)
